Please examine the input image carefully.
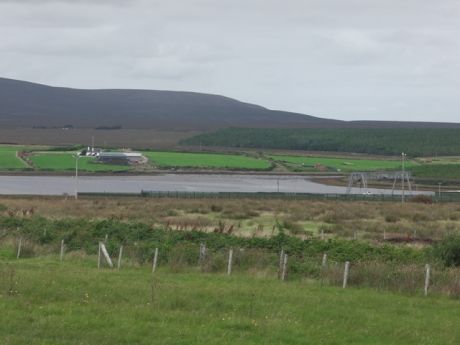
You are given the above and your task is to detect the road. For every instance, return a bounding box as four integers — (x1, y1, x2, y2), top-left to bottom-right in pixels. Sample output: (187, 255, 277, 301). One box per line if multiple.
(0, 174, 433, 196)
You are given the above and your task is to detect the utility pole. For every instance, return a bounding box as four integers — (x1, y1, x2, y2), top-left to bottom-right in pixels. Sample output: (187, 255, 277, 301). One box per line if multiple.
(401, 152, 406, 203)
(438, 182, 442, 202)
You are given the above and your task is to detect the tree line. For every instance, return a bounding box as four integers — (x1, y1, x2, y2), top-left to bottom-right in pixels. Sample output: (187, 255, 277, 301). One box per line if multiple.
(181, 128, 460, 157)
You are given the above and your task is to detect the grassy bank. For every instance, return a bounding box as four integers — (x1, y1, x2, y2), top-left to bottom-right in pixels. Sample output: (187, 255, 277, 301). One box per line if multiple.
(0, 258, 459, 344)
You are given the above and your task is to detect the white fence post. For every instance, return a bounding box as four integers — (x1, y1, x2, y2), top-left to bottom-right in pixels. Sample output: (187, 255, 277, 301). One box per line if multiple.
(281, 254, 288, 281)
(199, 243, 206, 262)
(16, 237, 22, 259)
(97, 243, 101, 269)
(343, 261, 350, 289)
(278, 249, 285, 279)
(322, 253, 328, 269)
(152, 248, 159, 273)
(60, 239, 65, 262)
(117, 246, 123, 270)
(99, 242, 113, 268)
(424, 264, 431, 296)
(227, 248, 233, 275)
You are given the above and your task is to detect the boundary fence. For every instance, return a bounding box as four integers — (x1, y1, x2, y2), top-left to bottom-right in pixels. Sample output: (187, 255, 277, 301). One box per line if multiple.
(76, 191, 460, 202)
(4, 237, 460, 298)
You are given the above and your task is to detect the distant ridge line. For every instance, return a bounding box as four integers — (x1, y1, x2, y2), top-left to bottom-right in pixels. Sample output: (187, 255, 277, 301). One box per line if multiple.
(1, 77, 459, 130)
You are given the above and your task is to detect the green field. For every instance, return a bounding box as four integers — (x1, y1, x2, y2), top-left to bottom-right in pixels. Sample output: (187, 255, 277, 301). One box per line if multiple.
(1, 144, 459, 180)
(270, 154, 418, 172)
(0, 258, 459, 345)
(0, 146, 32, 170)
(410, 164, 460, 180)
(29, 153, 130, 172)
(144, 151, 272, 170)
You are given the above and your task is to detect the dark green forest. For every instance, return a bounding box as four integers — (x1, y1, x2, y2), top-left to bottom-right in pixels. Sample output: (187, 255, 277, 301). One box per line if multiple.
(181, 128, 460, 157)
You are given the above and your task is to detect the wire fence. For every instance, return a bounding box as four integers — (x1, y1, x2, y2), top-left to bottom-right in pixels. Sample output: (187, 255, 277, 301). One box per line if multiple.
(76, 190, 460, 203)
(3, 237, 460, 298)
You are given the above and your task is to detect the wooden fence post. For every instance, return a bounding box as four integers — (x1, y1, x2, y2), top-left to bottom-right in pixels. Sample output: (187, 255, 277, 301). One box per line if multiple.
(199, 243, 206, 262)
(322, 253, 328, 269)
(424, 264, 431, 296)
(152, 248, 159, 273)
(227, 248, 233, 275)
(97, 242, 102, 269)
(342, 261, 350, 289)
(281, 254, 288, 281)
(99, 242, 113, 268)
(16, 237, 22, 259)
(278, 249, 285, 279)
(104, 234, 108, 243)
(117, 246, 123, 270)
(60, 239, 65, 262)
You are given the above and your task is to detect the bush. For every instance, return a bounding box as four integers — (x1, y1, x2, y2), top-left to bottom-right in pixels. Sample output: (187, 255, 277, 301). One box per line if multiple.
(433, 235, 460, 266)
(210, 204, 223, 212)
(384, 214, 400, 223)
(410, 195, 433, 204)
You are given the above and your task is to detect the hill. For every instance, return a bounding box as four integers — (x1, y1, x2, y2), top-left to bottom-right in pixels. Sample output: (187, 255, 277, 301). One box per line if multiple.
(0, 77, 341, 130)
(2, 77, 460, 131)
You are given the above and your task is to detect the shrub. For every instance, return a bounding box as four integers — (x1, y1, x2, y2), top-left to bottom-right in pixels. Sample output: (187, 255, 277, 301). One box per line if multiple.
(410, 195, 433, 204)
(433, 235, 460, 266)
(210, 204, 223, 212)
(384, 214, 400, 223)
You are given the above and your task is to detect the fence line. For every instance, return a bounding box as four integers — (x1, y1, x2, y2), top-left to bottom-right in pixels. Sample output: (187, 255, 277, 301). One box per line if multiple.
(6, 238, 458, 298)
(76, 190, 460, 203)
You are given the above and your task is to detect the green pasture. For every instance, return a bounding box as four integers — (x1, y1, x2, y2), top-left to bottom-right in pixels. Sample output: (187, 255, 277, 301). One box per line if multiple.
(0, 145, 30, 170)
(1, 143, 459, 179)
(144, 151, 272, 170)
(0, 258, 459, 345)
(410, 164, 460, 180)
(270, 154, 418, 172)
(29, 152, 130, 172)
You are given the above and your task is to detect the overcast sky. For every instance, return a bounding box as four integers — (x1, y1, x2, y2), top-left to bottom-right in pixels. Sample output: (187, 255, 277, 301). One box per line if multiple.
(1, 0, 459, 122)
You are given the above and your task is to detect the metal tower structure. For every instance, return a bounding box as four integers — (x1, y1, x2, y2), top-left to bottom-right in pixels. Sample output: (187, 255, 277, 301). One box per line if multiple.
(391, 171, 412, 199)
(346, 172, 369, 194)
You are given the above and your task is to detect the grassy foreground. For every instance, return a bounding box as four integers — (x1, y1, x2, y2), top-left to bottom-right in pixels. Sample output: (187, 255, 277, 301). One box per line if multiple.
(1, 258, 459, 345)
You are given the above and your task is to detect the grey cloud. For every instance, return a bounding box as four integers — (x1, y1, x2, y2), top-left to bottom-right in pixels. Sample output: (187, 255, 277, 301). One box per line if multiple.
(0, 0, 459, 122)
